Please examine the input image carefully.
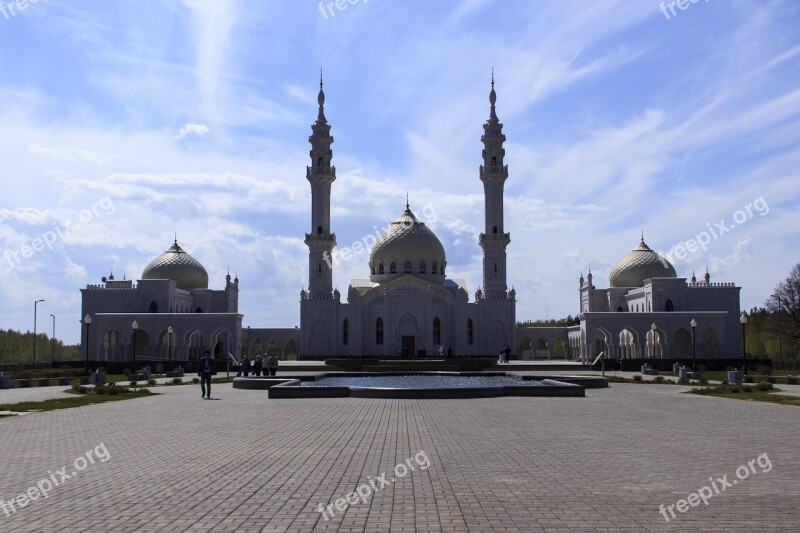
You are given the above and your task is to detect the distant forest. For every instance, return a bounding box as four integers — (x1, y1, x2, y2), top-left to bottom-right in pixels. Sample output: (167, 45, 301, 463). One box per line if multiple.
(518, 316, 581, 328)
(0, 329, 81, 363)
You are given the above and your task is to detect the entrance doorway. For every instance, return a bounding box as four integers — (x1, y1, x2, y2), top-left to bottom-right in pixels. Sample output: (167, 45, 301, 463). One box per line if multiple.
(401, 336, 415, 358)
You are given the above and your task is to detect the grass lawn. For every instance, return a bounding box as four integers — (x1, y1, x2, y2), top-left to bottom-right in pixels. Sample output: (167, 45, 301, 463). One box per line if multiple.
(653, 370, 798, 383)
(688, 383, 800, 406)
(0, 387, 155, 414)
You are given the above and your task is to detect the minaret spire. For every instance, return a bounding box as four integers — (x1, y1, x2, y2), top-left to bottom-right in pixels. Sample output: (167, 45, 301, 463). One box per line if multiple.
(305, 72, 337, 298)
(489, 69, 498, 121)
(317, 68, 327, 123)
(479, 72, 510, 299)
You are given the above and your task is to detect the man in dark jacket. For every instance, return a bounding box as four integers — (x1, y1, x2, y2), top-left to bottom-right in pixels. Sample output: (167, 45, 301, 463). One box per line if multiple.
(198, 350, 216, 399)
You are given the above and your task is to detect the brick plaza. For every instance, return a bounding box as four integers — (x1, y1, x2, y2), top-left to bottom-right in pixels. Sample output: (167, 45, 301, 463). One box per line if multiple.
(1, 381, 798, 532)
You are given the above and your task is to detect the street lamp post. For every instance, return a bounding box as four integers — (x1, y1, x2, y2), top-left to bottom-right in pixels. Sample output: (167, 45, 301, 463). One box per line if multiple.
(132, 321, 139, 378)
(740, 313, 748, 376)
(774, 295, 782, 362)
(650, 323, 658, 371)
(690, 318, 697, 373)
(33, 299, 45, 366)
(167, 326, 173, 372)
(83, 314, 92, 376)
(50, 314, 56, 362)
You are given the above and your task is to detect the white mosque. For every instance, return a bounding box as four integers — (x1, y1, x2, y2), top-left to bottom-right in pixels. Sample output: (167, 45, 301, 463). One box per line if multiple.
(79, 77, 742, 363)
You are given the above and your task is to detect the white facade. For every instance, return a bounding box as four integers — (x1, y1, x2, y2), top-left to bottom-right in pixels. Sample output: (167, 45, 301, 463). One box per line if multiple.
(80, 242, 243, 363)
(299, 77, 516, 357)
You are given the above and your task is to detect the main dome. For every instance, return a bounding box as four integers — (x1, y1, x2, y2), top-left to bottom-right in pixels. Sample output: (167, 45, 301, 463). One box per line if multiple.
(141, 240, 209, 290)
(369, 206, 446, 281)
(609, 238, 677, 288)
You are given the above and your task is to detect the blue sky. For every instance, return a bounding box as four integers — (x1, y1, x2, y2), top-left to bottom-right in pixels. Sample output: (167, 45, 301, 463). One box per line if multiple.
(1, 0, 799, 344)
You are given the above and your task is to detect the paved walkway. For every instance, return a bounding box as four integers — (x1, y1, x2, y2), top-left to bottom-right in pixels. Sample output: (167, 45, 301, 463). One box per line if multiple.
(1, 380, 798, 531)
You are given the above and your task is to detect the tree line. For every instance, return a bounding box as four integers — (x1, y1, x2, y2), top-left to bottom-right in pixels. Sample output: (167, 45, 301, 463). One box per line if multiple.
(0, 329, 81, 362)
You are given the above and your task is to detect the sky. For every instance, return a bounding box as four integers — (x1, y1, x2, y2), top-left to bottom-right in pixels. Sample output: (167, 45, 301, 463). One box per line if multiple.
(0, 0, 799, 344)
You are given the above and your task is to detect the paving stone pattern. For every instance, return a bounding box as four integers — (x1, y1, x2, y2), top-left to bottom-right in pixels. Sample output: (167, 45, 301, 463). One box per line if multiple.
(0, 382, 798, 532)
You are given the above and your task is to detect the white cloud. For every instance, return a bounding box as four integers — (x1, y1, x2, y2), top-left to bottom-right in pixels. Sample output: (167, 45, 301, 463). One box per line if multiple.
(177, 122, 210, 139)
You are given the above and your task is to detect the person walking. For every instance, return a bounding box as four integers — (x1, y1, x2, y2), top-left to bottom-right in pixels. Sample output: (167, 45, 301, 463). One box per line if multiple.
(253, 355, 263, 377)
(242, 355, 252, 377)
(267, 354, 278, 376)
(198, 350, 216, 399)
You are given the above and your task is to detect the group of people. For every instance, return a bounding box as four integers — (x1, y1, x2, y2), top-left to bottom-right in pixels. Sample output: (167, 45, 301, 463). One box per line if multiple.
(237, 354, 279, 377)
(196, 351, 280, 399)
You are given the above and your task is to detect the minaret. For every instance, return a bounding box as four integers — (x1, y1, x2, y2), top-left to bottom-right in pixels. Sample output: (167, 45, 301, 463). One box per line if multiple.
(478, 72, 511, 299)
(304, 72, 337, 298)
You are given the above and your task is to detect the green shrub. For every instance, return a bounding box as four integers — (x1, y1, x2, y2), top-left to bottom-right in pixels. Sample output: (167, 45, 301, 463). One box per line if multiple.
(94, 384, 107, 395)
(755, 381, 772, 391)
(71, 383, 88, 394)
(742, 384, 753, 392)
(192, 377, 200, 384)
(632, 374, 642, 382)
(677, 376, 690, 385)
(653, 376, 665, 383)
(172, 377, 183, 385)
(129, 380, 137, 388)
(107, 385, 120, 395)
(147, 378, 157, 386)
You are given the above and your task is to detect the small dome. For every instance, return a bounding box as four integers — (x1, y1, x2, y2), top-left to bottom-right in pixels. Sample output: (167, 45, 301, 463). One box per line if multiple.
(369, 206, 446, 282)
(141, 240, 209, 290)
(609, 237, 676, 288)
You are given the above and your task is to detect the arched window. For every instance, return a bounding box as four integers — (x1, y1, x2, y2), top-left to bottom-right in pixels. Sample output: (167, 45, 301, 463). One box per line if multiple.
(390, 262, 397, 274)
(379, 263, 384, 274)
(491, 156, 497, 165)
(195, 307, 202, 313)
(493, 263, 498, 276)
(432, 262, 437, 274)
(317, 226, 322, 234)
(317, 157, 323, 167)
(493, 226, 498, 234)
(376, 317, 384, 345)
(318, 263, 322, 273)
(433, 317, 441, 345)
(467, 318, 474, 345)
(418, 261, 426, 273)
(149, 301, 158, 313)
(404, 261, 412, 273)
(665, 299, 674, 312)
(617, 306, 624, 312)
(343, 319, 349, 346)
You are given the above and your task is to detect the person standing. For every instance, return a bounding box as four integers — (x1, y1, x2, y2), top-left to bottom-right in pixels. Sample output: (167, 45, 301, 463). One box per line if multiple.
(253, 355, 263, 377)
(198, 350, 216, 399)
(267, 354, 278, 376)
(242, 355, 252, 377)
